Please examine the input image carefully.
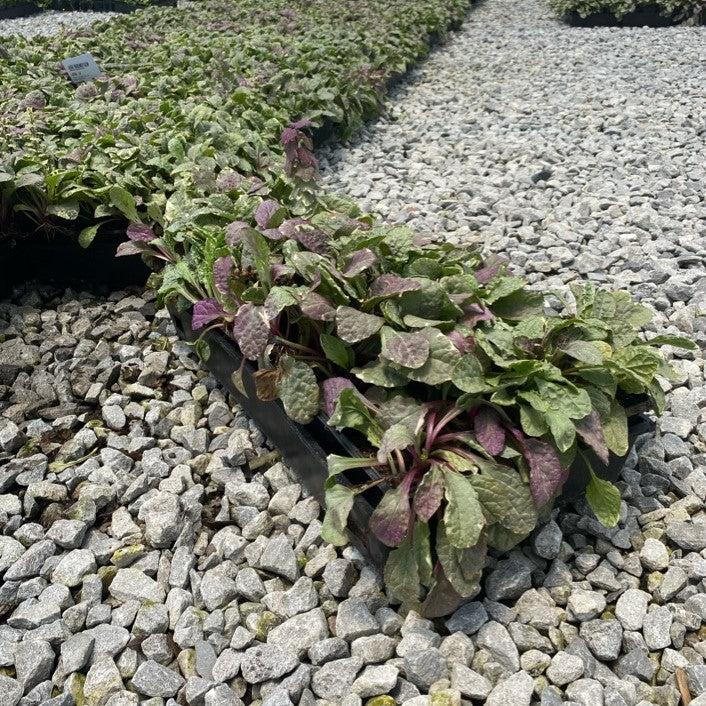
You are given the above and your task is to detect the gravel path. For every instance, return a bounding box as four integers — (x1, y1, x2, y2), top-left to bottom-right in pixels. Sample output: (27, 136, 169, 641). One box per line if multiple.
(1, 1, 705, 705)
(0, 10, 115, 38)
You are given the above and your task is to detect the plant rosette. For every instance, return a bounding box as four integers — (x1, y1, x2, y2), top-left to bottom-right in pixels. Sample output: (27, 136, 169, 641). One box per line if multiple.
(131, 137, 695, 611)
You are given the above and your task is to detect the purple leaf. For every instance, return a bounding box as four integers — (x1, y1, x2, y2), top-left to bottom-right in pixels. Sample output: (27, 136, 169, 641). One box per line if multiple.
(115, 241, 145, 257)
(575, 409, 609, 465)
(126, 223, 155, 242)
(343, 248, 377, 277)
(279, 217, 308, 238)
(461, 303, 494, 327)
(231, 303, 270, 360)
(192, 298, 226, 330)
(300, 291, 336, 321)
(474, 255, 507, 285)
(413, 465, 444, 522)
(216, 170, 245, 192)
(368, 274, 422, 299)
(510, 428, 567, 508)
(290, 117, 313, 130)
(226, 220, 249, 246)
(293, 225, 330, 255)
(261, 228, 286, 240)
(270, 263, 294, 281)
(447, 330, 474, 354)
(370, 473, 414, 547)
(474, 407, 505, 457)
(255, 200, 281, 229)
(213, 256, 232, 294)
(321, 377, 355, 417)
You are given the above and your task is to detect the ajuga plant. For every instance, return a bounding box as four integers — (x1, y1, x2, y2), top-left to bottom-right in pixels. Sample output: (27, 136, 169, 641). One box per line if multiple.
(131, 121, 696, 612)
(548, 0, 702, 20)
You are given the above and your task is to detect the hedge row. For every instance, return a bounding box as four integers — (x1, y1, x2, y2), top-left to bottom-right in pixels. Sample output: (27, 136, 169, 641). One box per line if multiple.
(0, 0, 468, 242)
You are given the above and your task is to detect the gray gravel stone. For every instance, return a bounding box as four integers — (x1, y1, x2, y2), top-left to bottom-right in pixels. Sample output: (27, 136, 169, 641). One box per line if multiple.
(403, 648, 447, 690)
(485, 670, 534, 706)
(546, 651, 585, 685)
(240, 645, 299, 684)
(445, 601, 488, 635)
(266, 608, 329, 657)
(579, 619, 623, 661)
(615, 589, 651, 631)
(130, 660, 185, 697)
(642, 605, 673, 650)
(450, 663, 492, 699)
(310, 657, 363, 700)
(109, 568, 165, 604)
(14, 639, 54, 692)
(334, 598, 379, 641)
(351, 664, 398, 697)
(476, 621, 520, 673)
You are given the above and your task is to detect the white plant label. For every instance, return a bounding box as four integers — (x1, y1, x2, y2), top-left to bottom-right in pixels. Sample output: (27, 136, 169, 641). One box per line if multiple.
(61, 53, 103, 84)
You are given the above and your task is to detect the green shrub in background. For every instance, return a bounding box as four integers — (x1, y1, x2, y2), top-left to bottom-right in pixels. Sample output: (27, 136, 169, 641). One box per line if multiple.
(548, 0, 702, 20)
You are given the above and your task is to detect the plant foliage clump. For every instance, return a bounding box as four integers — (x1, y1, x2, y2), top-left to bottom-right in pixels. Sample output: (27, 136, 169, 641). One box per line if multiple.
(548, 0, 701, 20)
(0, 0, 468, 241)
(132, 155, 694, 611)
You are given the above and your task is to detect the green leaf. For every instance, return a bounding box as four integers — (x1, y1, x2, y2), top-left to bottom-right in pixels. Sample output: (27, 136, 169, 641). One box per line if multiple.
(560, 340, 604, 365)
(377, 422, 415, 462)
(242, 228, 272, 288)
(402, 328, 461, 386)
(380, 327, 431, 369)
(520, 404, 549, 437)
(443, 471, 484, 549)
(485, 523, 527, 552)
(436, 520, 485, 599)
(278, 357, 319, 424)
(384, 533, 420, 607)
(545, 411, 576, 452)
(610, 346, 661, 393)
(647, 335, 696, 350)
(585, 469, 621, 528)
(329, 388, 383, 445)
(321, 482, 355, 545)
(451, 353, 489, 393)
(336, 306, 384, 344)
(351, 359, 408, 388)
(601, 399, 628, 456)
(78, 223, 101, 248)
(377, 394, 424, 431)
(326, 454, 376, 478)
(47, 200, 79, 221)
(108, 185, 140, 222)
(194, 337, 210, 363)
(469, 463, 537, 535)
(319, 333, 354, 369)
(414, 521, 433, 588)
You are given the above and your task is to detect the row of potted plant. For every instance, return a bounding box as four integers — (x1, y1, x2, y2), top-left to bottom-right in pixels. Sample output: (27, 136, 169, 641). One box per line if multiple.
(0, 0, 469, 243)
(126, 139, 695, 612)
(548, 0, 703, 24)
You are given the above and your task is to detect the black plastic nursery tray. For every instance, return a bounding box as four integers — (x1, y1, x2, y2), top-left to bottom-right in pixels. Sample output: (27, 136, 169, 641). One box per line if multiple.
(0, 2, 40, 18)
(565, 4, 680, 26)
(0, 230, 150, 299)
(169, 305, 389, 570)
(51, 0, 176, 12)
(0, 0, 175, 17)
(170, 305, 653, 571)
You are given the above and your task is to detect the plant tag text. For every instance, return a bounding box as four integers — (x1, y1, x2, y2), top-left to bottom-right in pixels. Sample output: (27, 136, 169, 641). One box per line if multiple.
(61, 53, 103, 84)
